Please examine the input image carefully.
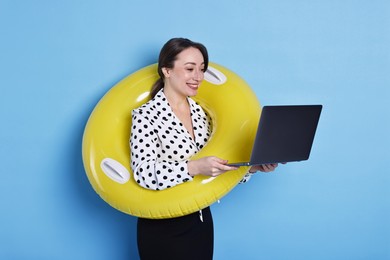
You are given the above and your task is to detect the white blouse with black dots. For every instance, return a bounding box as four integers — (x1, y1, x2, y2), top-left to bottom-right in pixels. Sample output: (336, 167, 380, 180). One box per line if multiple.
(130, 89, 251, 191)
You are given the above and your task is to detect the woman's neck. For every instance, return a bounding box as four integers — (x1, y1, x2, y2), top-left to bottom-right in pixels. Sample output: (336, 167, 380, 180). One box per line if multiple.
(163, 87, 188, 111)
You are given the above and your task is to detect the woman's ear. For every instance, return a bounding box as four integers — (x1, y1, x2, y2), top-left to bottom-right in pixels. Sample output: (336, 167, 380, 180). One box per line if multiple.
(162, 67, 170, 78)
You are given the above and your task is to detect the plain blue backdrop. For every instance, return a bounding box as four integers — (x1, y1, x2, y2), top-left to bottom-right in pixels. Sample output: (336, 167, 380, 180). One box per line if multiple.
(1, 0, 389, 259)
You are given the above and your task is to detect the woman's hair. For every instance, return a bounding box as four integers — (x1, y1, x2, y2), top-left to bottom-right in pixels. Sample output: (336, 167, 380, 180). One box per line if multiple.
(150, 38, 209, 99)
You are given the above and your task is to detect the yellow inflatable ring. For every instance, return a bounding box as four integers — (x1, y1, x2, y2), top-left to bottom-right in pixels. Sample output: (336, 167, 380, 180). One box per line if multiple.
(82, 62, 261, 219)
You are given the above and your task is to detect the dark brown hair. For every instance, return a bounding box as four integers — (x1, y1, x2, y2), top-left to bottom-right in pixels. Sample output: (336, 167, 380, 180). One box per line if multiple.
(150, 38, 209, 99)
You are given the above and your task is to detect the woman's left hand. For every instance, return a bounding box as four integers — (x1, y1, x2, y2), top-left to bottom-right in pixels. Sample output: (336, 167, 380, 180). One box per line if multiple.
(249, 163, 279, 173)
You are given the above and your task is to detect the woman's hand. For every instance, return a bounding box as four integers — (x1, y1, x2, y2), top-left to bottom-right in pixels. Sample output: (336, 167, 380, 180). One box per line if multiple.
(188, 156, 238, 177)
(249, 163, 279, 173)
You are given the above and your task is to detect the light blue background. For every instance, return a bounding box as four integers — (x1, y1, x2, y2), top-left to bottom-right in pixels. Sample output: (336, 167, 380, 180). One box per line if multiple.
(1, 0, 389, 259)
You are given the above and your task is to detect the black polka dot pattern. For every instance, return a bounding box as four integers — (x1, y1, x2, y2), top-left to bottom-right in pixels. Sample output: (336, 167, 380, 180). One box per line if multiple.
(130, 89, 212, 190)
(239, 173, 252, 183)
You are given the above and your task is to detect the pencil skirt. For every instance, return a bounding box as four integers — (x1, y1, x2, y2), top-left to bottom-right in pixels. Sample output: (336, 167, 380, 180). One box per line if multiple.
(137, 206, 214, 260)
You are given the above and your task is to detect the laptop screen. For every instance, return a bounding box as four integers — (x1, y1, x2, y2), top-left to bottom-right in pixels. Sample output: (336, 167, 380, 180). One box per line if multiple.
(249, 105, 322, 165)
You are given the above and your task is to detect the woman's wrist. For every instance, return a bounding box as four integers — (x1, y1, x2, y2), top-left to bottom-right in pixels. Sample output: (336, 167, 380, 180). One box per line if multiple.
(187, 160, 198, 177)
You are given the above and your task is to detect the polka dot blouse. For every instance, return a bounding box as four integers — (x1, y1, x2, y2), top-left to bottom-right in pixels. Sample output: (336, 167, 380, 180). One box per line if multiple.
(130, 89, 252, 190)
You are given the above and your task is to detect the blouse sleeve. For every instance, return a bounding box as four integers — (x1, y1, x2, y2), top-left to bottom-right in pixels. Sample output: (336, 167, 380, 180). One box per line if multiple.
(130, 110, 194, 190)
(239, 172, 253, 184)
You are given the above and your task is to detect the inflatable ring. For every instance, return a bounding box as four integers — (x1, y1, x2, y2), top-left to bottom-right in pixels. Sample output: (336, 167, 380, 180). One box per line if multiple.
(82, 62, 261, 219)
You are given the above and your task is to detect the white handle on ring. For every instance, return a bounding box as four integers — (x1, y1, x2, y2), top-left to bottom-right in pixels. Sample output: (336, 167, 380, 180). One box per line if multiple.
(100, 158, 130, 184)
(204, 66, 227, 85)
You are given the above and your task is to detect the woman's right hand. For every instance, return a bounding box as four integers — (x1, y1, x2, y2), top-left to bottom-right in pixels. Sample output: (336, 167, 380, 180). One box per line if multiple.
(187, 156, 238, 177)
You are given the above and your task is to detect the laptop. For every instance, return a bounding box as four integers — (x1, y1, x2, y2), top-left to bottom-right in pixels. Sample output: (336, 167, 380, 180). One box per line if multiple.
(228, 105, 322, 166)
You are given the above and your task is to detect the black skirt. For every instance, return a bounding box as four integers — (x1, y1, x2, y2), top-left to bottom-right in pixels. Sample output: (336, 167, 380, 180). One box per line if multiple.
(137, 207, 214, 260)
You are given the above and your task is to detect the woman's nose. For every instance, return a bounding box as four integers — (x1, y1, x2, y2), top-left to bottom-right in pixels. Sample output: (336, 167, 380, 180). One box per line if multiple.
(194, 69, 204, 81)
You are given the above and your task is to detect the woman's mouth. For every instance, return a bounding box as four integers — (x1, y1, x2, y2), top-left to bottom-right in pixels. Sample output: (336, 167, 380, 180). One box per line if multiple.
(187, 83, 199, 90)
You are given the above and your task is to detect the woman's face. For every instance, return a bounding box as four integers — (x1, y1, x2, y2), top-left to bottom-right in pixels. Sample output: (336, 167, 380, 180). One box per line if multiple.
(162, 47, 205, 97)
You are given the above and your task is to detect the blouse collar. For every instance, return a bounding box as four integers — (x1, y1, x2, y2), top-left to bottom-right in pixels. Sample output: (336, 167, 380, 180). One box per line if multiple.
(153, 89, 203, 147)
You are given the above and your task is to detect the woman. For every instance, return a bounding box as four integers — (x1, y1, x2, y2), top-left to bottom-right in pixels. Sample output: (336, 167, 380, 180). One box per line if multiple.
(130, 38, 278, 260)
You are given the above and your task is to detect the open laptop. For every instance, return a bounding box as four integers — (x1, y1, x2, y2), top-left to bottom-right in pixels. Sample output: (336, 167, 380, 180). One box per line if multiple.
(228, 105, 322, 166)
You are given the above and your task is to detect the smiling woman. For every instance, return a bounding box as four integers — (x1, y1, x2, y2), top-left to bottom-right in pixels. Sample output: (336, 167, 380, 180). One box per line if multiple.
(82, 38, 264, 260)
(82, 61, 261, 220)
